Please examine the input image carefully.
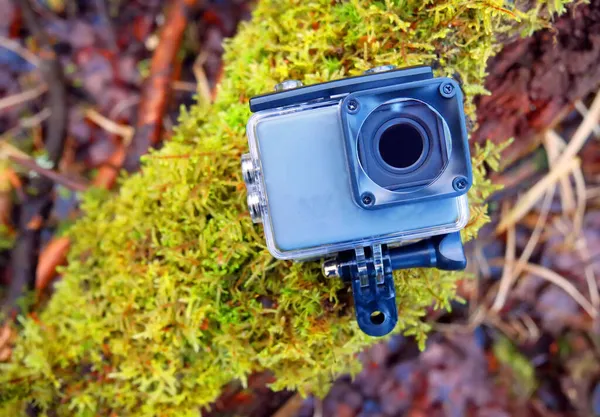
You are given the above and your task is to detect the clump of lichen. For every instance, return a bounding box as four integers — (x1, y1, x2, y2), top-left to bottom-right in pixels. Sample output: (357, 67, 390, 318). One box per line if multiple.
(0, 0, 568, 416)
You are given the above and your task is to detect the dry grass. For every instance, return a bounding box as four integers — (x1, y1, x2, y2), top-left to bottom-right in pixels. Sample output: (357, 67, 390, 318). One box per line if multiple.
(497, 91, 600, 233)
(481, 90, 600, 341)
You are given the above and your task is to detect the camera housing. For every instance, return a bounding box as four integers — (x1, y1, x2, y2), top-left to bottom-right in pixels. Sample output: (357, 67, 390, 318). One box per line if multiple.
(242, 66, 472, 336)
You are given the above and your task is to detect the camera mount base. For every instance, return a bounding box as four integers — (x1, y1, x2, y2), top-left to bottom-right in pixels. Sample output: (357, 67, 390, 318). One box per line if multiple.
(322, 232, 467, 337)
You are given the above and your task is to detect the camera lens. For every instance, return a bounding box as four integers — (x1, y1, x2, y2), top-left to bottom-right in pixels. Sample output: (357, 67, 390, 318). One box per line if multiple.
(378, 123, 424, 169)
(356, 99, 448, 194)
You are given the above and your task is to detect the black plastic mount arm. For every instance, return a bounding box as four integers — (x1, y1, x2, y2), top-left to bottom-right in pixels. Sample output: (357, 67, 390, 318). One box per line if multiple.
(322, 232, 467, 337)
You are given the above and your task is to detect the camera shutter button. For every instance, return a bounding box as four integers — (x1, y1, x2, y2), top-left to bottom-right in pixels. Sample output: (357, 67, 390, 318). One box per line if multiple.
(363, 65, 396, 74)
(274, 80, 303, 91)
(247, 192, 263, 224)
(241, 153, 257, 185)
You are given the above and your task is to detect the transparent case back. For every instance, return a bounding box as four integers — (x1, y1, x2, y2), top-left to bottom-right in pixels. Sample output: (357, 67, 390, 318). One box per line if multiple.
(246, 100, 469, 260)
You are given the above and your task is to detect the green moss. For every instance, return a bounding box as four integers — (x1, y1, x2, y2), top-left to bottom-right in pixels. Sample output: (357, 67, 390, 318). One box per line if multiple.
(493, 335, 538, 399)
(0, 0, 568, 415)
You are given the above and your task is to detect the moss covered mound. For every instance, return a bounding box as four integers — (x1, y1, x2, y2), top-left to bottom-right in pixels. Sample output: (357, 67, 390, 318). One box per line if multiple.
(1, 1, 567, 415)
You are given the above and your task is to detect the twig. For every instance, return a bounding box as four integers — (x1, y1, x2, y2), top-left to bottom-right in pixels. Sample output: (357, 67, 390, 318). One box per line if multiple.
(272, 393, 304, 417)
(555, 91, 600, 163)
(0, 109, 52, 142)
(9, 156, 88, 193)
(313, 398, 323, 417)
(587, 186, 600, 201)
(492, 133, 562, 313)
(109, 96, 140, 120)
(492, 129, 571, 312)
(572, 165, 587, 241)
(36, 236, 71, 294)
(574, 100, 600, 138)
(0, 35, 41, 66)
(474, 242, 491, 279)
(93, 0, 117, 51)
(548, 130, 588, 241)
(85, 108, 134, 144)
(497, 90, 600, 233)
(576, 236, 600, 311)
(0, 142, 86, 192)
(172, 80, 198, 93)
(496, 157, 580, 233)
(193, 50, 212, 105)
(0, 141, 31, 160)
(3, 0, 68, 318)
(19, 108, 52, 129)
(520, 263, 597, 318)
(123, 0, 200, 172)
(520, 314, 541, 342)
(513, 186, 556, 278)
(492, 202, 517, 312)
(545, 130, 575, 214)
(585, 262, 599, 311)
(0, 84, 47, 112)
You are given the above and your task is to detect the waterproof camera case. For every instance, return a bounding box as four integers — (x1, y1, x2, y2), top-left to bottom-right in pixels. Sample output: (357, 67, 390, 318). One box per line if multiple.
(242, 66, 472, 336)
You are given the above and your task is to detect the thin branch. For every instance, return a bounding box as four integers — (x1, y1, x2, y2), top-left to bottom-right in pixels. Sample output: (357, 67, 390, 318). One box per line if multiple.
(272, 394, 304, 417)
(0, 84, 47, 112)
(545, 130, 575, 214)
(0, 141, 31, 160)
(93, 0, 117, 51)
(520, 314, 541, 342)
(193, 50, 211, 105)
(85, 108, 134, 144)
(0, 109, 51, 142)
(109, 96, 140, 120)
(521, 262, 597, 319)
(3, 0, 68, 318)
(36, 236, 71, 294)
(576, 236, 600, 311)
(172, 80, 198, 93)
(0, 143, 85, 193)
(19, 108, 52, 129)
(548, 129, 588, 242)
(0, 35, 41, 66)
(572, 165, 587, 240)
(497, 90, 600, 232)
(496, 157, 580, 233)
(584, 260, 599, 310)
(123, 0, 201, 172)
(9, 156, 88, 193)
(556, 91, 600, 163)
(587, 186, 600, 201)
(513, 186, 556, 279)
(492, 202, 517, 312)
(574, 100, 600, 138)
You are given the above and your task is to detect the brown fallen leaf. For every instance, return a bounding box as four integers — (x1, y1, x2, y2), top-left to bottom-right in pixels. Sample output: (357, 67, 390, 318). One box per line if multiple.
(26, 214, 43, 230)
(123, 0, 201, 171)
(36, 236, 71, 294)
(0, 324, 14, 362)
(92, 141, 126, 190)
(0, 347, 11, 362)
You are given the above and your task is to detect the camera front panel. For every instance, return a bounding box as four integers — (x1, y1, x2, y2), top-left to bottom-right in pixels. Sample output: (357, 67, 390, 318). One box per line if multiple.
(341, 77, 471, 209)
(245, 100, 468, 260)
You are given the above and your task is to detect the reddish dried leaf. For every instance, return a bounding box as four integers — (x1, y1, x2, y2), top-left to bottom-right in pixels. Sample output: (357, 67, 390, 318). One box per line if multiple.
(36, 236, 71, 293)
(124, 0, 199, 171)
(26, 214, 43, 230)
(92, 141, 125, 190)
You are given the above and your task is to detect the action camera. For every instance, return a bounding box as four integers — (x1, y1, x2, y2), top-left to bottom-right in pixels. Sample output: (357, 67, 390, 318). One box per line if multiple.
(242, 65, 472, 336)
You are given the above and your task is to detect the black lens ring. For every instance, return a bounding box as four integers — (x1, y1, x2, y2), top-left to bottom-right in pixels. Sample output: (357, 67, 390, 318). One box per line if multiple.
(372, 117, 430, 174)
